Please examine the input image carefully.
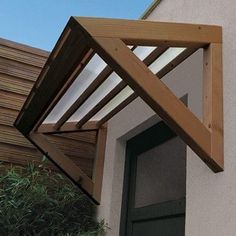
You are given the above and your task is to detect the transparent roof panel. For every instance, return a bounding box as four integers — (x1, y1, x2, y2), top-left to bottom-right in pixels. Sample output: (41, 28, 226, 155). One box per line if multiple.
(133, 46, 156, 60)
(149, 47, 186, 74)
(43, 46, 157, 124)
(43, 46, 182, 125)
(69, 72, 122, 122)
(44, 54, 107, 123)
(91, 86, 134, 121)
(67, 47, 155, 122)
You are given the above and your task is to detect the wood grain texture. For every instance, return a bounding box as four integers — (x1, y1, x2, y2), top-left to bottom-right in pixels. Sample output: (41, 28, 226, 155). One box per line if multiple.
(0, 38, 96, 177)
(0, 38, 49, 58)
(15, 25, 91, 135)
(203, 43, 224, 171)
(38, 121, 99, 134)
(10, 17, 223, 203)
(74, 17, 222, 46)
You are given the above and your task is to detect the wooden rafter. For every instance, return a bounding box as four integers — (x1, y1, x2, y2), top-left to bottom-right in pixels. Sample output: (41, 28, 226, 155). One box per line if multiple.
(38, 121, 99, 134)
(15, 17, 223, 204)
(92, 126, 107, 202)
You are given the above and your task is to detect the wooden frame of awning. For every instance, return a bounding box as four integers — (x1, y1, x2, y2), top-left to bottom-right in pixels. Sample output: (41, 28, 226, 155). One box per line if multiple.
(14, 17, 223, 204)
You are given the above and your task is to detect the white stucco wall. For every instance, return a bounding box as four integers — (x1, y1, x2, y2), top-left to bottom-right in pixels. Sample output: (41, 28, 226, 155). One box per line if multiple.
(98, 1, 236, 235)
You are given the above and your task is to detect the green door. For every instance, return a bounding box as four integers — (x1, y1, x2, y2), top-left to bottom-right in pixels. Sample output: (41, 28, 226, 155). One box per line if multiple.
(120, 121, 186, 236)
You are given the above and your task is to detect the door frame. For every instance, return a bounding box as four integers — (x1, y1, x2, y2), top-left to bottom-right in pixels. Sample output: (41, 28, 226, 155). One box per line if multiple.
(119, 121, 186, 236)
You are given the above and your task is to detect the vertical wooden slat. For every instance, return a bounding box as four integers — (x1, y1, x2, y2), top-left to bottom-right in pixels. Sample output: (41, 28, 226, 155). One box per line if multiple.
(203, 43, 224, 169)
(92, 126, 107, 203)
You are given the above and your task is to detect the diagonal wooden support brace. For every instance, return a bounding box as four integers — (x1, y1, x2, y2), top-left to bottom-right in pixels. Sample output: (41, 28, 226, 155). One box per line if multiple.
(90, 36, 223, 172)
(28, 132, 94, 196)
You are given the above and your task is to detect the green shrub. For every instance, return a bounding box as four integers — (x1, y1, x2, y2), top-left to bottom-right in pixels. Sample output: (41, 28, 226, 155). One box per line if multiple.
(0, 161, 106, 236)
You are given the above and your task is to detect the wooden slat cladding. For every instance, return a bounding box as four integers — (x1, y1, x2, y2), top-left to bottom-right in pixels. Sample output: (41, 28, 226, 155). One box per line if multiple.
(0, 125, 34, 148)
(0, 142, 41, 164)
(0, 44, 47, 68)
(0, 38, 96, 177)
(0, 90, 27, 111)
(0, 38, 48, 58)
(0, 57, 42, 82)
(0, 107, 19, 126)
(0, 73, 34, 95)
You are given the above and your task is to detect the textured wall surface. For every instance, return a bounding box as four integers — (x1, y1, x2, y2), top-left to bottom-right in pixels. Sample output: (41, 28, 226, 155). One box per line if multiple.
(0, 38, 96, 177)
(98, 1, 235, 235)
(148, 1, 236, 235)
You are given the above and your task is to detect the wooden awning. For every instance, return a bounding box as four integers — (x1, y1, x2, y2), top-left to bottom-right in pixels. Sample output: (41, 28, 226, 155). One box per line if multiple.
(14, 17, 223, 204)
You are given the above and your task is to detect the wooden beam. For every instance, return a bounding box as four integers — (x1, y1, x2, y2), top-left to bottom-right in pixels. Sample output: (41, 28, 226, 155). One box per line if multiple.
(37, 121, 99, 134)
(15, 27, 91, 135)
(203, 43, 224, 171)
(29, 132, 94, 196)
(74, 17, 222, 47)
(91, 37, 223, 171)
(92, 126, 107, 203)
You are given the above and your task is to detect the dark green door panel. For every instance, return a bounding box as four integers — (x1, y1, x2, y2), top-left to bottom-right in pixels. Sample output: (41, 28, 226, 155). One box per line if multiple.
(120, 121, 186, 236)
(132, 215, 185, 236)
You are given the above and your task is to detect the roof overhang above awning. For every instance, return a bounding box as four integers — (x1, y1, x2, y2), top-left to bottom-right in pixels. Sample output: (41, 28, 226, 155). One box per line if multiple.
(15, 17, 223, 204)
